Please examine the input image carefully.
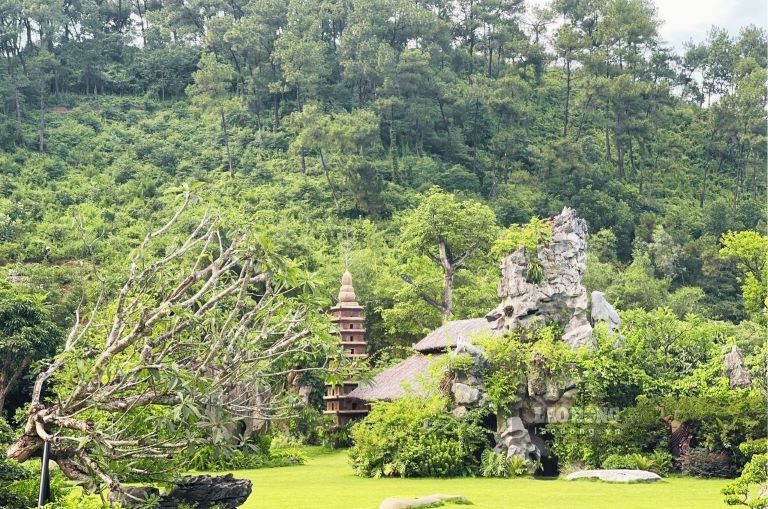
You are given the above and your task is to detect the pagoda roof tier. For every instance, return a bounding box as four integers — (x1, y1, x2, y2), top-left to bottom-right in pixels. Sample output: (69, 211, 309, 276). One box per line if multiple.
(340, 341, 367, 346)
(323, 409, 369, 415)
(329, 302, 363, 311)
(330, 315, 366, 322)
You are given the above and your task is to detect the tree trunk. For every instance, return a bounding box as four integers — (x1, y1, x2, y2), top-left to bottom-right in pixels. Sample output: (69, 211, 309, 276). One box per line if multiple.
(273, 95, 280, 131)
(563, 58, 571, 137)
(319, 149, 340, 210)
(14, 85, 22, 144)
(0, 356, 31, 414)
(39, 82, 46, 152)
(437, 239, 454, 323)
(220, 108, 234, 177)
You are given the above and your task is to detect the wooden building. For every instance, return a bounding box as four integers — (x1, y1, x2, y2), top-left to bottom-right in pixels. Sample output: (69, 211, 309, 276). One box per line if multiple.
(323, 271, 369, 426)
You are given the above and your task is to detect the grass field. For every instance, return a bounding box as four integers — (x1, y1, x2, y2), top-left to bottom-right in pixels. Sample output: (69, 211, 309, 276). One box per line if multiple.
(225, 448, 731, 509)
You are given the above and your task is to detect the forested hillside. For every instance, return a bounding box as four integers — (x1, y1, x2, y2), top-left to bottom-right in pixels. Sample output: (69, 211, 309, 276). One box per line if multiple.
(0, 0, 765, 412)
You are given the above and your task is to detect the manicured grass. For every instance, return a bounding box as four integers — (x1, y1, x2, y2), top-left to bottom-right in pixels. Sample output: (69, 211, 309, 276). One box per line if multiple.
(222, 448, 731, 509)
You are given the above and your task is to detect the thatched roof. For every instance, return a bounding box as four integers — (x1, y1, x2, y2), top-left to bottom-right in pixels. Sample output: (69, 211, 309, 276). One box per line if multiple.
(413, 317, 497, 353)
(347, 354, 445, 402)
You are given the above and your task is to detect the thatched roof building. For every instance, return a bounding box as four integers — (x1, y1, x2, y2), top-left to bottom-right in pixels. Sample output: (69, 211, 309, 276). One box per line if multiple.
(413, 318, 497, 353)
(346, 354, 443, 402)
(348, 318, 497, 402)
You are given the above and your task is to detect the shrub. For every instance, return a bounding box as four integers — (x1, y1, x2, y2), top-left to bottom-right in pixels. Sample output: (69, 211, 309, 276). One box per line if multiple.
(44, 488, 124, 509)
(546, 406, 614, 469)
(480, 450, 509, 478)
(601, 451, 673, 476)
(447, 353, 475, 374)
(479, 450, 537, 478)
(317, 418, 353, 449)
(722, 439, 768, 508)
(662, 391, 767, 464)
(680, 449, 736, 478)
(349, 397, 487, 478)
(186, 434, 304, 472)
(605, 399, 669, 455)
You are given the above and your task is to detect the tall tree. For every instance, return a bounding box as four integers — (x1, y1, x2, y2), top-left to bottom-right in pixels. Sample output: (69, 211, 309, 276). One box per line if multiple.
(187, 52, 239, 177)
(399, 188, 498, 321)
(0, 285, 60, 415)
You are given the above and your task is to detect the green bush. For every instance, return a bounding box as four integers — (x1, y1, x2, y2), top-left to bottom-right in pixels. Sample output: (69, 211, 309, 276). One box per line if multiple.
(479, 450, 510, 478)
(349, 397, 487, 478)
(722, 439, 768, 508)
(447, 353, 475, 374)
(680, 449, 736, 478)
(186, 434, 304, 471)
(547, 401, 669, 471)
(601, 451, 673, 476)
(662, 391, 767, 464)
(317, 418, 353, 449)
(44, 489, 122, 509)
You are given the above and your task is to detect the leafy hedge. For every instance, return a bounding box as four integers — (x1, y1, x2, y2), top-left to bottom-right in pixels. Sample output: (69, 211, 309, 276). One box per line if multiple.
(349, 397, 487, 478)
(601, 451, 673, 476)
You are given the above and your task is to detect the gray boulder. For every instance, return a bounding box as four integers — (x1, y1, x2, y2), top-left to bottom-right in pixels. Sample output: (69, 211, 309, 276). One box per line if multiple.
(591, 291, 621, 330)
(379, 494, 469, 509)
(565, 469, 662, 483)
(158, 474, 252, 509)
(723, 345, 752, 389)
(451, 382, 480, 405)
(495, 416, 540, 462)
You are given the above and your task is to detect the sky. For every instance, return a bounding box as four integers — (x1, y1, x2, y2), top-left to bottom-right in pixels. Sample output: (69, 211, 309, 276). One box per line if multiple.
(529, 0, 767, 50)
(653, 0, 767, 49)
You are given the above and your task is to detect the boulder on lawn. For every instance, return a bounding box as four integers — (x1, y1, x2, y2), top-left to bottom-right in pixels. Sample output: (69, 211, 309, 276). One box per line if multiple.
(565, 469, 662, 483)
(158, 474, 252, 509)
(379, 494, 469, 509)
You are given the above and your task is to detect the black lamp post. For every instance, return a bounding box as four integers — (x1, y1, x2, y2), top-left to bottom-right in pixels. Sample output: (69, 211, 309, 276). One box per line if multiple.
(37, 440, 51, 507)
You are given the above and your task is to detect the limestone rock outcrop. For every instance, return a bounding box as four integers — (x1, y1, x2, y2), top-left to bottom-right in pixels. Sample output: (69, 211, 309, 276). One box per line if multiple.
(494, 416, 540, 462)
(486, 207, 593, 349)
(591, 291, 621, 331)
(723, 345, 752, 389)
(480, 208, 592, 463)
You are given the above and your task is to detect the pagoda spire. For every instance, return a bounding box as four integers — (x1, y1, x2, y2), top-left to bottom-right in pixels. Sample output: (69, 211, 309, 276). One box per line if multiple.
(324, 270, 369, 426)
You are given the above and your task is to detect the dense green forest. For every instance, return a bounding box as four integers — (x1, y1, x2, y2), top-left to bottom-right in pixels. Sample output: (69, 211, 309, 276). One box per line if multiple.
(0, 0, 766, 506)
(0, 0, 765, 431)
(0, 0, 767, 444)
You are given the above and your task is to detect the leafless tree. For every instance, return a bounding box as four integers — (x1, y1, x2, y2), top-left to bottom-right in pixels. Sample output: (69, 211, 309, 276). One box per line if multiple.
(7, 194, 337, 497)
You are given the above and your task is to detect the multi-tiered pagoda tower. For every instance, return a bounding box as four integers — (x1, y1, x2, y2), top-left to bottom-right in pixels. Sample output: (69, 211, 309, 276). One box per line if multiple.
(324, 271, 369, 426)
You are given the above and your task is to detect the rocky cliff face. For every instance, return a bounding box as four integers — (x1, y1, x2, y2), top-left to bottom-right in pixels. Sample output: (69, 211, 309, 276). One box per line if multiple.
(450, 207, 621, 465)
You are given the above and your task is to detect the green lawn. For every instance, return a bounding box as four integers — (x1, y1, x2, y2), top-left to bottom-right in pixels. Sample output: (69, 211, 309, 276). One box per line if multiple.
(224, 449, 731, 509)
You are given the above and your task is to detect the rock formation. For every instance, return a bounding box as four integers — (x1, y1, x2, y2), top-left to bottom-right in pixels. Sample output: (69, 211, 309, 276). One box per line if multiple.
(486, 207, 593, 349)
(591, 291, 621, 331)
(449, 207, 622, 465)
(723, 345, 752, 389)
(158, 474, 252, 509)
(111, 474, 252, 509)
(379, 494, 470, 509)
(494, 416, 541, 462)
(565, 469, 662, 483)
